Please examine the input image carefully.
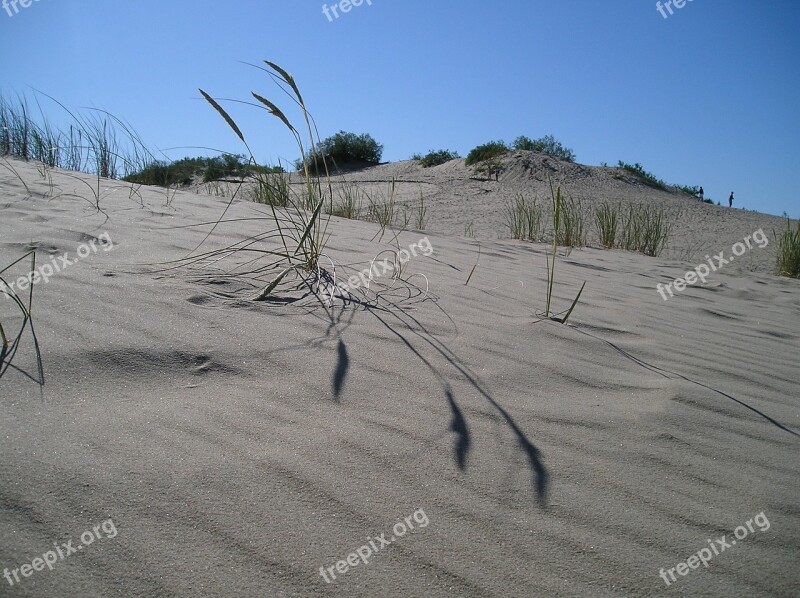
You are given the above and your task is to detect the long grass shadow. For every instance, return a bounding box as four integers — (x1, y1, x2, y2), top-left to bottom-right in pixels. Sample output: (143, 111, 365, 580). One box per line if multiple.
(445, 389, 470, 470)
(331, 338, 349, 400)
(369, 306, 548, 505)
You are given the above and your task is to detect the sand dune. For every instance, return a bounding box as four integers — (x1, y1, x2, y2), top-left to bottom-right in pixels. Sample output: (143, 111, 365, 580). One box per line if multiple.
(1, 158, 798, 597)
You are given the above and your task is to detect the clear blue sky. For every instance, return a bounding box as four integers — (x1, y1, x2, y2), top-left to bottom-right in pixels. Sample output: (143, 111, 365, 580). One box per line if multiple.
(1, 0, 798, 217)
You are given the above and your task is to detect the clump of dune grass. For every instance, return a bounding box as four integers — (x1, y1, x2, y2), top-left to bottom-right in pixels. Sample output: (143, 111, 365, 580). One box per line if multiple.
(248, 169, 291, 207)
(637, 206, 672, 256)
(555, 194, 586, 248)
(415, 193, 427, 230)
(365, 178, 397, 239)
(330, 182, 363, 219)
(595, 202, 619, 248)
(504, 193, 543, 241)
(618, 203, 672, 257)
(0, 251, 41, 380)
(775, 218, 800, 277)
(0, 92, 159, 209)
(542, 183, 585, 324)
(189, 61, 332, 299)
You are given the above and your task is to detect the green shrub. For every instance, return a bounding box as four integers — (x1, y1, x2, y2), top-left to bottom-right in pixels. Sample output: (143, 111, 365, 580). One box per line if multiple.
(465, 140, 508, 166)
(298, 130, 383, 171)
(513, 134, 575, 162)
(617, 161, 667, 190)
(413, 149, 459, 167)
(775, 218, 800, 277)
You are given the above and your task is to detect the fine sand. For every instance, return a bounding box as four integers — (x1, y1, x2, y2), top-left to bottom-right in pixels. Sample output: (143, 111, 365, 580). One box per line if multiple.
(1, 157, 798, 597)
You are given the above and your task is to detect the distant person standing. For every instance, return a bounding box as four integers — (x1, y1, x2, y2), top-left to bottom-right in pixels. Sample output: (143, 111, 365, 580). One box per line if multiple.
(729, 192, 734, 207)
(698, 186, 704, 201)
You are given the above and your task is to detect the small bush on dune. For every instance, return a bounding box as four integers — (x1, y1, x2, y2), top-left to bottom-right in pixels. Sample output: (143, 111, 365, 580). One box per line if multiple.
(412, 149, 460, 168)
(297, 130, 383, 172)
(513, 134, 576, 162)
(465, 140, 508, 166)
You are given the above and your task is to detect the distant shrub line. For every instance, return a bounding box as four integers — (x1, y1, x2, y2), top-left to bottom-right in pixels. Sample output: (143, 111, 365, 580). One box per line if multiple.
(124, 154, 283, 187)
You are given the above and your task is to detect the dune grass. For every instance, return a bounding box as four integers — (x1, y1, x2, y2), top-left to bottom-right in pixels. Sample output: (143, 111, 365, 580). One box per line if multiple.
(555, 194, 586, 248)
(192, 61, 332, 298)
(504, 193, 543, 241)
(619, 203, 673, 256)
(365, 178, 397, 239)
(775, 218, 800, 277)
(248, 169, 292, 207)
(415, 194, 427, 230)
(0, 92, 159, 209)
(330, 181, 363, 219)
(595, 202, 619, 249)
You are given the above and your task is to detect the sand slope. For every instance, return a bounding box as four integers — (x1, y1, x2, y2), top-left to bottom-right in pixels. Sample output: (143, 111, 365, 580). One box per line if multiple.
(1, 159, 798, 597)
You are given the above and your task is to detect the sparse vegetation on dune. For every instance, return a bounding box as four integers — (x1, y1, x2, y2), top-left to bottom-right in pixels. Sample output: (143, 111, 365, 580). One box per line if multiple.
(505, 193, 543, 242)
(595, 202, 618, 249)
(465, 140, 509, 166)
(513, 134, 576, 162)
(411, 149, 460, 167)
(593, 202, 673, 257)
(0, 93, 153, 182)
(616, 161, 668, 190)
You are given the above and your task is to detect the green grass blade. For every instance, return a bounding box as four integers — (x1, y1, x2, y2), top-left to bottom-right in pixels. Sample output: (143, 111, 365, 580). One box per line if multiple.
(561, 281, 586, 324)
